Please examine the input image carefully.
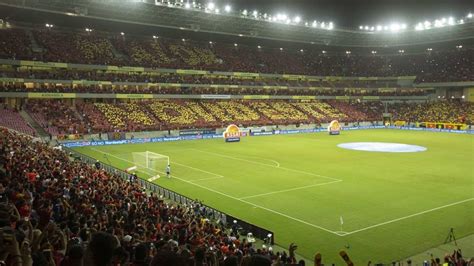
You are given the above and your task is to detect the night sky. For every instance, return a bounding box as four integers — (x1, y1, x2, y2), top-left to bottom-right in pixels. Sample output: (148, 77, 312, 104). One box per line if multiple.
(223, 0, 473, 27)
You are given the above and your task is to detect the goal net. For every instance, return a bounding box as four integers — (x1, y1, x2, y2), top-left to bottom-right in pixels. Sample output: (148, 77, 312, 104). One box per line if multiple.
(132, 151, 170, 179)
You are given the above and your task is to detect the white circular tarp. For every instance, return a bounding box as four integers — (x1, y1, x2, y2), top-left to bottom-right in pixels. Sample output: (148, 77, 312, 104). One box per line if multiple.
(337, 142, 427, 153)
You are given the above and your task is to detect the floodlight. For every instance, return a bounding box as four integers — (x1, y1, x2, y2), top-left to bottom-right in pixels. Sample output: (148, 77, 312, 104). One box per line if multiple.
(209, 41, 213, 44)
(152, 35, 158, 39)
(364, 25, 369, 30)
(322, 50, 326, 54)
(234, 43, 238, 47)
(383, 26, 388, 30)
(370, 26, 375, 31)
(252, 10, 258, 18)
(398, 49, 404, 53)
(242, 9, 248, 16)
(215, 8, 219, 13)
(401, 23, 407, 30)
(257, 45, 261, 49)
(120, 32, 125, 36)
(359, 25, 363, 30)
(321, 22, 326, 28)
(376, 25, 382, 31)
(300, 49, 304, 52)
(294, 16, 301, 23)
(184, 2, 190, 8)
(328, 22, 334, 29)
(285, 19, 291, 24)
(182, 38, 186, 42)
(207, 2, 215, 10)
(459, 19, 464, 24)
(304, 22, 308, 26)
(468, 13, 473, 18)
(448, 17, 455, 25)
(263, 13, 268, 19)
(345, 50, 351, 54)
(224, 4, 231, 12)
(312, 21, 318, 27)
(371, 50, 377, 54)
(279, 47, 283, 51)
(426, 48, 433, 51)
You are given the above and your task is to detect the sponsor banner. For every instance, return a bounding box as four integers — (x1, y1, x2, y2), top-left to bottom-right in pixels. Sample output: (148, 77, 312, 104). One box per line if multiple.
(328, 120, 341, 135)
(0, 78, 25, 82)
(63, 126, 473, 147)
(243, 95, 270, 99)
(250, 131, 274, 136)
(336, 96, 350, 100)
(116, 94, 153, 99)
(291, 96, 317, 100)
(176, 69, 208, 75)
(179, 129, 215, 136)
(28, 93, 76, 98)
(232, 72, 260, 77)
(363, 96, 380, 100)
(201, 94, 232, 99)
(225, 137, 241, 142)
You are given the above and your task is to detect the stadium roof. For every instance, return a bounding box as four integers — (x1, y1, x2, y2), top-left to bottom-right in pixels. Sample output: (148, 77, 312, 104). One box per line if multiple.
(1, 0, 473, 48)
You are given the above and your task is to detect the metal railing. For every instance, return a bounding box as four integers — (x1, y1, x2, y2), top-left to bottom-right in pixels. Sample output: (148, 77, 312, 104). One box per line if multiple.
(65, 147, 275, 245)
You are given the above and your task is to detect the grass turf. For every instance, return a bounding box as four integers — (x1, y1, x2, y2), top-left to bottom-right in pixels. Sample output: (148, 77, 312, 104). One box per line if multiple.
(73, 129, 474, 264)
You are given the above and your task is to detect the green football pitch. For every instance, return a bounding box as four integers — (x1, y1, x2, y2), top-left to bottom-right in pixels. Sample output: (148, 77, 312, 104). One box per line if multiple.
(73, 129, 474, 264)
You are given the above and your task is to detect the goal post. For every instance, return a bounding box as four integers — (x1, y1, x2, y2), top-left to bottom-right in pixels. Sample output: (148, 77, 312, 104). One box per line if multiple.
(132, 151, 170, 176)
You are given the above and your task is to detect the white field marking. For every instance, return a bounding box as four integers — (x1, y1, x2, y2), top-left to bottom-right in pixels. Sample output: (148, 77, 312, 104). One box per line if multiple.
(89, 148, 341, 235)
(190, 148, 341, 182)
(239, 180, 342, 200)
(192, 176, 225, 182)
(344, 197, 474, 236)
(93, 148, 224, 178)
(87, 148, 474, 237)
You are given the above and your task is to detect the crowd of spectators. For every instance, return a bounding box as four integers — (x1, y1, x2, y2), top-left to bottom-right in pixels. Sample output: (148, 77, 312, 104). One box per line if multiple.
(2, 128, 328, 266)
(1, 28, 473, 82)
(390, 101, 473, 124)
(2, 99, 466, 135)
(0, 85, 429, 97)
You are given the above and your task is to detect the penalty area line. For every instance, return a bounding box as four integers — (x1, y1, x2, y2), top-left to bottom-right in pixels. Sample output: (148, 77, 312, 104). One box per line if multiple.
(239, 180, 342, 200)
(344, 197, 474, 236)
(88, 148, 341, 236)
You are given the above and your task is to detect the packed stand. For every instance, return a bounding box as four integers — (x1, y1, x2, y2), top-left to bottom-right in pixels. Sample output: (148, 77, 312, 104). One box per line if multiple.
(1, 27, 473, 82)
(389, 101, 474, 124)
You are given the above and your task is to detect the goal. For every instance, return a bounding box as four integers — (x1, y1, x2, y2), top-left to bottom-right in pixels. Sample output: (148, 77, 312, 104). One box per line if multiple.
(132, 151, 170, 175)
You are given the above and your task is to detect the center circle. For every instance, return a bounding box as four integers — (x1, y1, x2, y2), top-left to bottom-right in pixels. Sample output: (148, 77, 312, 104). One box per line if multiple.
(337, 142, 427, 153)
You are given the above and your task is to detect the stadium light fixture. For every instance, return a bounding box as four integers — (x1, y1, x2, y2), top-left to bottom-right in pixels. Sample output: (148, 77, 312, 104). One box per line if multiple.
(312, 21, 318, 27)
(280, 47, 283, 51)
(224, 4, 231, 12)
(215, 8, 220, 14)
(209, 41, 213, 44)
(364, 25, 369, 30)
(359, 25, 363, 30)
(462, 95, 465, 99)
(371, 50, 377, 54)
(398, 49, 405, 53)
(234, 43, 238, 47)
(376, 25, 382, 31)
(294, 16, 301, 23)
(426, 48, 433, 51)
(182, 38, 186, 42)
(184, 2, 190, 8)
(207, 2, 215, 10)
(45, 23, 53, 28)
(345, 50, 351, 54)
(120, 32, 125, 36)
(448, 17, 455, 25)
(370, 26, 375, 31)
(152, 35, 158, 39)
(320, 22, 326, 28)
(459, 19, 464, 24)
(468, 13, 473, 18)
(456, 45, 463, 49)
(401, 23, 407, 30)
(285, 19, 291, 24)
(383, 26, 389, 30)
(322, 50, 327, 54)
(257, 45, 261, 49)
(242, 9, 248, 16)
(238, 33, 243, 37)
(252, 10, 258, 18)
(85, 28, 92, 32)
(328, 22, 334, 30)
(304, 22, 309, 26)
(300, 49, 304, 52)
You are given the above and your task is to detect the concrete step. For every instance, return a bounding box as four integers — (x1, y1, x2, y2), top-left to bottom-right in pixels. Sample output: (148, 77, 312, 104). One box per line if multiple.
(19, 110, 49, 138)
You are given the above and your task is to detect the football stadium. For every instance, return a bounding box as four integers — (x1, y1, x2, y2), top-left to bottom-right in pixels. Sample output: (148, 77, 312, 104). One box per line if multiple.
(0, 0, 473, 265)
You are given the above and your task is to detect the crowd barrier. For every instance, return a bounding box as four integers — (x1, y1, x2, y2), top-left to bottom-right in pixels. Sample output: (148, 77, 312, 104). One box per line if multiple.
(62, 125, 474, 148)
(65, 147, 275, 245)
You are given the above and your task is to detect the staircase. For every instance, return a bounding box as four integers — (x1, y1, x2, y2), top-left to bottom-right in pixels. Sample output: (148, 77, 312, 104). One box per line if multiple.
(25, 29, 44, 54)
(19, 110, 49, 138)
